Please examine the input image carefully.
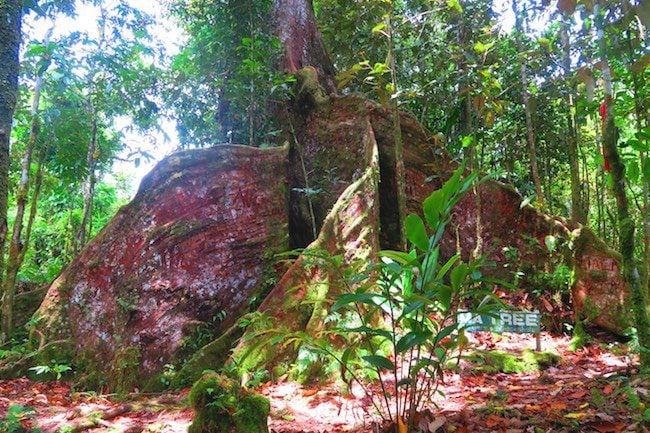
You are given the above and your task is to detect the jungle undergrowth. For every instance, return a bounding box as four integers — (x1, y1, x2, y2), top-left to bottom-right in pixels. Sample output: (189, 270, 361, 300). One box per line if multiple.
(239, 164, 504, 432)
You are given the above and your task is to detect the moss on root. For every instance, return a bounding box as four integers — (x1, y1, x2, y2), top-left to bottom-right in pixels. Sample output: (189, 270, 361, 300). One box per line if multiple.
(170, 325, 243, 390)
(569, 319, 590, 351)
(113, 346, 141, 395)
(472, 349, 561, 374)
(188, 373, 270, 433)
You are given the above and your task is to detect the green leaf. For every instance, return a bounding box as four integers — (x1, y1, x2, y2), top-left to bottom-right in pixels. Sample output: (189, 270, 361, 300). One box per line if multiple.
(371, 22, 387, 35)
(405, 214, 429, 251)
(450, 263, 469, 292)
(544, 235, 557, 253)
(643, 156, 650, 183)
(378, 250, 418, 266)
(362, 355, 396, 371)
(442, 164, 464, 202)
(437, 286, 452, 310)
(397, 377, 414, 387)
(403, 300, 425, 315)
(520, 195, 534, 209)
(396, 331, 431, 353)
(420, 247, 440, 284)
(433, 325, 457, 346)
(474, 41, 495, 54)
(332, 293, 381, 311)
(627, 160, 640, 182)
(447, 0, 464, 13)
(628, 139, 649, 152)
(637, 127, 650, 141)
(437, 254, 460, 280)
(343, 326, 393, 340)
(423, 189, 444, 228)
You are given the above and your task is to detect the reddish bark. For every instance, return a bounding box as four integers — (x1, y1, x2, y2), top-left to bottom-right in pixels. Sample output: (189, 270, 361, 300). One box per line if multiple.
(271, 0, 338, 94)
(33, 146, 289, 387)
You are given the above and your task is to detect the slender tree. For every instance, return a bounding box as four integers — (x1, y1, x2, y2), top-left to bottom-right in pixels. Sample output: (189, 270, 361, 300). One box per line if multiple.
(560, 21, 587, 225)
(512, 0, 545, 207)
(595, 0, 649, 370)
(2, 29, 53, 337)
(0, 0, 23, 342)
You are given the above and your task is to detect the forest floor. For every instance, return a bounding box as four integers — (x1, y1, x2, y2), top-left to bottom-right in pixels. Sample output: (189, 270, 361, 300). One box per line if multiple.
(0, 331, 648, 433)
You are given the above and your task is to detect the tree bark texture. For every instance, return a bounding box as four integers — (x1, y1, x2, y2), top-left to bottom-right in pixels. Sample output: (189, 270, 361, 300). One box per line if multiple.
(0, 0, 23, 342)
(271, 0, 337, 94)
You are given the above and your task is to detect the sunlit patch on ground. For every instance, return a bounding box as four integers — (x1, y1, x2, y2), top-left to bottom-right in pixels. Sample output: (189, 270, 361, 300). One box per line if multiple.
(0, 332, 647, 433)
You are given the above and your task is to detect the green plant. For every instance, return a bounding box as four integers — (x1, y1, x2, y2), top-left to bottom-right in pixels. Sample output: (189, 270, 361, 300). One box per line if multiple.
(29, 359, 72, 380)
(242, 165, 499, 431)
(0, 405, 39, 433)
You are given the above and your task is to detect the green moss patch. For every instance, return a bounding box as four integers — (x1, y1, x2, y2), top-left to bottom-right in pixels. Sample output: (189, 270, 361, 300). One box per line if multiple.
(113, 346, 141, 395)
(170, 325, 243, 390)
(188, 373, 270, 433)
(471, 349, 561, 374)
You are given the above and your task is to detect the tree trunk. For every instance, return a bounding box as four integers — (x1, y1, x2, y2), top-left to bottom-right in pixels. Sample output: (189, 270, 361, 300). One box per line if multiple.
(512, 0, 544, 208)
(2, 29, 51, 338)
(0, 0, 23, 342)
(627, 28, 650, 297)
(595, 0, 650, 371)
(22, 142, 49, 264)
(271, 0, 337, 94)
(77, 114, 97, 250)
(387, 13, 406, 251)
(76, 6, 106, 251)
(560, 22, 586, 225)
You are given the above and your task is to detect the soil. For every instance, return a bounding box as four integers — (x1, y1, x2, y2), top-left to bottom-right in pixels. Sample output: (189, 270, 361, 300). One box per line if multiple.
(1, 331, 647, 433)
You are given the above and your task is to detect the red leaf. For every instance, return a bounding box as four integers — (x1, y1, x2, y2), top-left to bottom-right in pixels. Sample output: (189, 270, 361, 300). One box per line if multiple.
(592, 422, 626, 433)
(568, 390, 587, 399)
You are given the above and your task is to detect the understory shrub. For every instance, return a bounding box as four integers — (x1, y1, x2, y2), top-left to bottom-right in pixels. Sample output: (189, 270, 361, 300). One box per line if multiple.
(241, 165, 502, 431)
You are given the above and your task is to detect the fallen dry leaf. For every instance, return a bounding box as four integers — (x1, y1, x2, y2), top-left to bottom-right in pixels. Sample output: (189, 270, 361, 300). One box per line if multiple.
(591, 421, 626, 433)
(548, 401, 567, 411)
(485, 414, 509, 427)
(568, 390, 587, 399)
(564, 412, 588, 419)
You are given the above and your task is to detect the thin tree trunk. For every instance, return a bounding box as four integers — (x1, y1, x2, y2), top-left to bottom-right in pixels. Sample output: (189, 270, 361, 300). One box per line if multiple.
(560, 22, 586, 225)
(2, 29, 51, 337)
(22, 142, 49, 263)
(579, 127, 591, 220)
(512, 0, 544, 208)
(456, 14, 482, 260)
(627, 29, 650, 292)
(77, 114, 97, 250)
(0, 0, 23, 342)
(76, 5, 106, 251)
(595, 0, 649, 371)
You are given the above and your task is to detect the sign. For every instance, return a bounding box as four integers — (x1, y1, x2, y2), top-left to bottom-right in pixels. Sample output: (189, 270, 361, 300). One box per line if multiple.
(458, 310, 541, 334)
